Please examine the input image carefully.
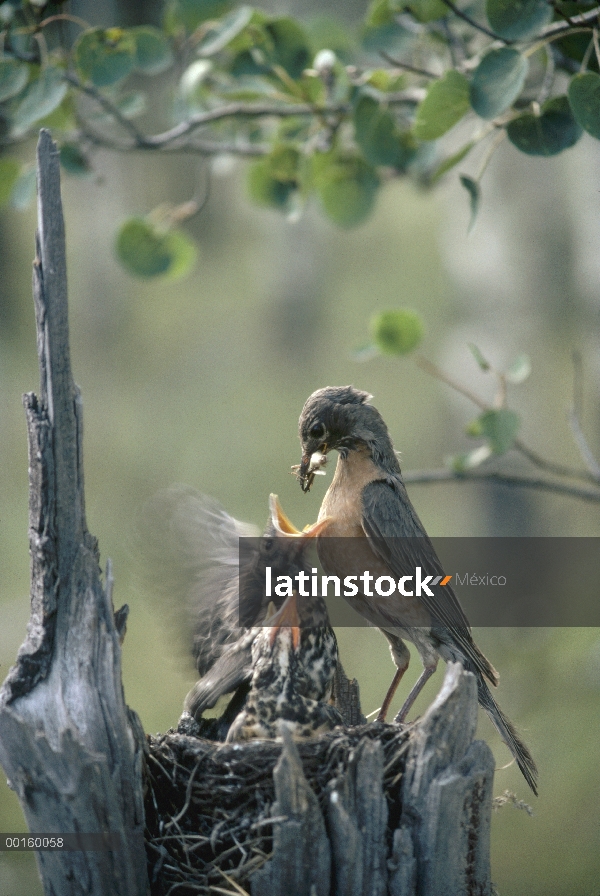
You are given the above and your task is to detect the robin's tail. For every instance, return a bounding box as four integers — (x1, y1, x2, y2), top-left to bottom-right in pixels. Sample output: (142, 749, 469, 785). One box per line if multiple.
(477, 677, 538, 796)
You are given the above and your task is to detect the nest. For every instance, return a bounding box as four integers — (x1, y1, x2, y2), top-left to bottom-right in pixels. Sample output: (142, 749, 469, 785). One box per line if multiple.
(144, 721, 412, 896)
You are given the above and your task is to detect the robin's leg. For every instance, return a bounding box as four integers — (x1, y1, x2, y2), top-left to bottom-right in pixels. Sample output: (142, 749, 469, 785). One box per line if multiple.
(377, 632, 410, 722)
(393, 661, 438, 724)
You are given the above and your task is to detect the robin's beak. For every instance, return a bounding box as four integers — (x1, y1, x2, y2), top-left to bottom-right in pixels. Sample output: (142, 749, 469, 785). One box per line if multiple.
(268, 591, 301, 650)
(296, 447, 328, 493)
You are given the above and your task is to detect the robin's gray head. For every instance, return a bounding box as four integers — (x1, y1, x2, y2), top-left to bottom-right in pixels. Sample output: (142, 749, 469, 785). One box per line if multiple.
(297, 385, 400, 491)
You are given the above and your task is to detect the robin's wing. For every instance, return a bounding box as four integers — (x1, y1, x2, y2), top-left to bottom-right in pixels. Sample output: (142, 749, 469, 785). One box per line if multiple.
(135, 486, 260, 676)
(361, 478, 498, 684)
(184, 629, 256, 718)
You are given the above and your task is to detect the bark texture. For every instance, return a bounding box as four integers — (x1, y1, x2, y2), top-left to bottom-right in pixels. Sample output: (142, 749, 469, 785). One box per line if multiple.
(0, 130, 148, 896)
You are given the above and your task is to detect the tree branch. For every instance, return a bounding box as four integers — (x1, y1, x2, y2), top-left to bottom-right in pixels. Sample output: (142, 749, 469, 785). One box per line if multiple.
(66, 77, 422, 152)
(415, 354, 598, 484)
(402, 467, 600, 502)
(542, 5, 600, 38)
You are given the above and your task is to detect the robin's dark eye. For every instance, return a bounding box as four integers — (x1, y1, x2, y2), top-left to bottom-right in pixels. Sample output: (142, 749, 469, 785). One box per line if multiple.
(309, 421, 326, 440)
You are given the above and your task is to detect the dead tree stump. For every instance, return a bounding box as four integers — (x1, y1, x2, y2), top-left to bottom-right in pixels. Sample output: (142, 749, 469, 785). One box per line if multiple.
(0, 130, 495, 896)
(0, 130, 148, 896)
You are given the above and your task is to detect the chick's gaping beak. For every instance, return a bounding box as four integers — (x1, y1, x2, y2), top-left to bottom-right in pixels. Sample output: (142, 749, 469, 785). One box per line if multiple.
(268, 591, 301, 650)
(269, 493, 300, 534)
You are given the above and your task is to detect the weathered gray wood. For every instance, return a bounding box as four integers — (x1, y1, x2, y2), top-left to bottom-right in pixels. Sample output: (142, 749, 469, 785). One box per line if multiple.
(247, 665, 494, 896)
(387, 826, 417, 896)
(251, 726, 331, 896)
(395, 663, 494, 896)
(327, 738, 388, 896)
(333, 662, 367, 727)
(0, 130, 148, 896)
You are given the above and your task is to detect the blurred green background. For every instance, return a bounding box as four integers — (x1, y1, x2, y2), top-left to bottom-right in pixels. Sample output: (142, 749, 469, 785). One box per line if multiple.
(2, 3, 600, 894)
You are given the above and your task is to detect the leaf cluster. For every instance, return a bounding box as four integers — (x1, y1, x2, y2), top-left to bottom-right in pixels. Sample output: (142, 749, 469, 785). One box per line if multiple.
(1, 0, 600, 275)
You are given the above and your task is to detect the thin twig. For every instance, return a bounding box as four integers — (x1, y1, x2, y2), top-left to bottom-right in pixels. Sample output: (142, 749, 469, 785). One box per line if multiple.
(141, 93, 421, 149)
(39, 13, 90, 30)
(415, 354, 487, 409)
(402, 467, 600, 502)
(542, 5, 600, 38)
(78, 119, 269, 156)
(510, 439, 595, 481)
(475, 128, 506, 182)
(64, 72, 146, 142)
(593, 27, 600, 68)
(165, 759, 202, 828)
(379, 50, 439, 78)
(566, 410, 600, 479)
(415, 353, 597, 482)
(567, 352, 600, 480)
(537, 44, 556, 104)
(437, 0, 510, 42)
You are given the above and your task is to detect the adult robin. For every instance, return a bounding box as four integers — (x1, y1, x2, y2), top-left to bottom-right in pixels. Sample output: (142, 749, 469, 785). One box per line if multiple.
(183, 493, 330, 725)
(226, 589, 342, 742)
(296, 385, 538, 794)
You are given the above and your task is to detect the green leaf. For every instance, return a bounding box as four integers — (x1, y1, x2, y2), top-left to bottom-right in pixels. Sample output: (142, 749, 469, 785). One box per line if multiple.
(312, 151, 380, 227)
(409, 0, 448, 22)
(38, 94, 76, 130)
(555, 32, 600, 76)
(568, 72, 600, 140)
(465, 418, 484, 437)
(116, 217, 197, 279)
(449, 445, 493, 472)
(11, 66, 67, 137)
(165, 0, 233, 34)
(507, 95, 582, 156)
(117, 91, 147, 119)
(370, 309, 425, 355)
(0, 58, 28, 102)
(131, 26, 173, 74)
(353, 95, 417, 168)
(477, 408, 521, 453)
(180, 60, 212, 104)
(431, 141, 476, 182)
(364, 69, 406, 92)
(197, 6, 253, 56)
(10, 166, 36, 210)
(0, 157, 20, 208)
(60, 144, 93, 177)
(266, 18, 312, 79)
(298, 71, 326, 104)
(365, 0, 397, 27)
(505, 353, 531, 383)
(460, 175, 480, 233)
(485, 0, 552, 40)
(161, 229, 198, 280)
(362, 0, 408, 52)
(468, 342, 491, 371)
(307, 16, 356, 61)
(413, 71, 470, 140)
(247, 145, 301, 211)
(75, 28, 136, 87)
(470, 48, 529, 119)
